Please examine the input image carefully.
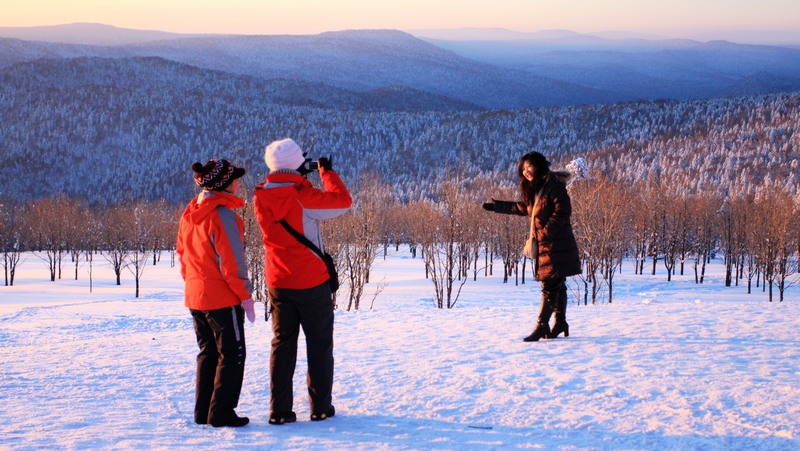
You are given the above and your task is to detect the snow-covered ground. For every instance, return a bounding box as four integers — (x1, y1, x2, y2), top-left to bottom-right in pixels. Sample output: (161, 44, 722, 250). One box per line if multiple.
(1, 250, 798, 450)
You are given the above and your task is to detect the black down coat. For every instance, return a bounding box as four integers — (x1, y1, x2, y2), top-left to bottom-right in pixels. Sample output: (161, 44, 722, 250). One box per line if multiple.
(491, 171, 582, 281)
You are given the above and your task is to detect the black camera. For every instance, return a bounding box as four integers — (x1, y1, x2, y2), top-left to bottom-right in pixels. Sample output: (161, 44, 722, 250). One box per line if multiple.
(299, 155, 330, 175)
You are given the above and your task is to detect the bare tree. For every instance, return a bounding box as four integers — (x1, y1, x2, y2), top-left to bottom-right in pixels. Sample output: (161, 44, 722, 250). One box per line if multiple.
(101, 204, 132, 286)
(145, 199, 177, 266)
(239, 185, 267, 305)
(409, 175, 472, 309)
(571, 179, 604, 303)
(660, 195, 682, 282)
(629, 184, 650, 275)
(760, 186, 798, 302)
(461, 174, 496, 282)
(719, 195, 742, 287)
(125, 201, 165, 298)
(63, 198, 91, 281)
(485, 184, 527, 285)
(23, 196, 70, 282)
(0, 199, 24, 286)
(571, 177, 630, 303)
(690, 194, 721, 284)
(331, 172, 389, 311)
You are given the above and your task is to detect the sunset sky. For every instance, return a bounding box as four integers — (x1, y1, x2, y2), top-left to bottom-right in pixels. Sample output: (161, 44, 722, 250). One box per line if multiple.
(2, 0, 799, 38)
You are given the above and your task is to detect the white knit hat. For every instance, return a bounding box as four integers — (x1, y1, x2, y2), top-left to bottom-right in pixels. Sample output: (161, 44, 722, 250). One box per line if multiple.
(264, 138, 306, 172)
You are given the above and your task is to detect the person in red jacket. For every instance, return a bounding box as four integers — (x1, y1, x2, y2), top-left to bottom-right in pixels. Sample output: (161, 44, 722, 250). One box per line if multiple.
(253, 138, 352, 425)
(177, 159, 255, 428)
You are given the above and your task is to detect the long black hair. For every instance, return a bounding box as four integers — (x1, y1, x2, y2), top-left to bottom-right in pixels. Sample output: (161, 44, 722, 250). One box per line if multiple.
(517, 151, 550, 206)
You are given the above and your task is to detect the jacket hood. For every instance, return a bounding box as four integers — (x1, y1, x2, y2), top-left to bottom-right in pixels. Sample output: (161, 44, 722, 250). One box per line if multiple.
(183, 191, 245, 225)
(253, 171, 309, 222)
(547, 170, 572, 184)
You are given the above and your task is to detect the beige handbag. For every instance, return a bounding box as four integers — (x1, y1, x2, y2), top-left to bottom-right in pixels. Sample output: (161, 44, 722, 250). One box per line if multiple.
(522, 187, 544, 259)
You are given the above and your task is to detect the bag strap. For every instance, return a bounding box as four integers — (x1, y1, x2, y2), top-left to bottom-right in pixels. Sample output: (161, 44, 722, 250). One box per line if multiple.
(278, 219, 325, 259)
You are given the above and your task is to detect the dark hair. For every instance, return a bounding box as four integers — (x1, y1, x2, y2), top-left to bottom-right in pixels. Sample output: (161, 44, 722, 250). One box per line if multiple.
(518, 152, 550, 206)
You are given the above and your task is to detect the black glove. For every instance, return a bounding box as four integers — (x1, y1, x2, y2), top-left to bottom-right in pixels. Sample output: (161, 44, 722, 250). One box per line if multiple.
(318, 156, 333, 171)
(482, 200, 495, 211)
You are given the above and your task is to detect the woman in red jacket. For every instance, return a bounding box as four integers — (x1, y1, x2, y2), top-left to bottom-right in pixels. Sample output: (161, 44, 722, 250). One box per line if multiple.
(254, 138, 352, 425)
(177, 159, 255, 427)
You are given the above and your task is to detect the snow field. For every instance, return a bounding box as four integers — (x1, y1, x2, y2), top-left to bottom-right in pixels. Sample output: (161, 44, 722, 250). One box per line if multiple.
(0, 250, 798, 450)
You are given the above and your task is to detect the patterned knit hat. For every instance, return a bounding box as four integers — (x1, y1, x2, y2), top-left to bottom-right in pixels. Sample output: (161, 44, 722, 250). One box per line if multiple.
(192, 159, 246, 191)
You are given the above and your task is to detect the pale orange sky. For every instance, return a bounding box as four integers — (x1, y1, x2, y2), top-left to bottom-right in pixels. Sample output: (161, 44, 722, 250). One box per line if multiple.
(2, 0, 799, 37)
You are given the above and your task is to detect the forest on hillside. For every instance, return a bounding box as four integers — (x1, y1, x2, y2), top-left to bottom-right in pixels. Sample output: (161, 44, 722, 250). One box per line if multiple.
(0, 57, 799, 205)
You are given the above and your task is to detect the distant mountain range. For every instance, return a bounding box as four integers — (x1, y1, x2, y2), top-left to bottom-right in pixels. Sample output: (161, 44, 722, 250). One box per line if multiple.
(0, 56, 480, 112)
(1, 23, 799, 108)
(0, 22, 205, 46)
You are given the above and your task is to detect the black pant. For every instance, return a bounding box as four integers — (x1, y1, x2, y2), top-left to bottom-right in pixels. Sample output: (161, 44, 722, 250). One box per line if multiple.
(268, 282, 334, 415)
(191, 305, 246, 424)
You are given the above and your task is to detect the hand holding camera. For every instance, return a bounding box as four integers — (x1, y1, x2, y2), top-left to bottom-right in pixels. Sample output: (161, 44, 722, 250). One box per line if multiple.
(303, 155, 333, 173)
(318, 156, 333, 171)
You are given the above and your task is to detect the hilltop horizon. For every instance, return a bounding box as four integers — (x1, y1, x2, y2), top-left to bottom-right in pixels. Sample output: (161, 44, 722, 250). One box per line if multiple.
(1, 22, 800, 47)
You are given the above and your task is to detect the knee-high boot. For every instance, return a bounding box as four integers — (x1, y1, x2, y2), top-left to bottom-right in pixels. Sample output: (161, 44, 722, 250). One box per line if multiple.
(550, 281, 569, 338)
(523, 281, 557, 342)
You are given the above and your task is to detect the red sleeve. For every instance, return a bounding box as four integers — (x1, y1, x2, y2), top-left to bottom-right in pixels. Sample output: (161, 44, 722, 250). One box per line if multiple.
(300, 169, 352, 220)
(212, 208, 253, 301)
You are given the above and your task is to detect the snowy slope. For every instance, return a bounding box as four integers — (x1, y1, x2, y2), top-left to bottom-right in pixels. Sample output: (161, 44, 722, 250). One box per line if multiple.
(0, 250, 798, 450)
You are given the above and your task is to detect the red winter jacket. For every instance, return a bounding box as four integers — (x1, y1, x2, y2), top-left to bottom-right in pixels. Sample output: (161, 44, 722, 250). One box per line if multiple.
(253, 168, 352, 290)
(177, 191, 253, 310)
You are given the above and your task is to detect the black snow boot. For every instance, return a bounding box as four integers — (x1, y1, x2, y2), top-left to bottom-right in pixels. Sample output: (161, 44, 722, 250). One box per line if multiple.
(550, 321, 569, 338)
(550, 285, 569, 338)
(523, 322, 551, 342)
(524, 284, 556, 342)
(310, 405, 336, 421)
(210, 412, 249, 428)
(269, 411, 297, 425)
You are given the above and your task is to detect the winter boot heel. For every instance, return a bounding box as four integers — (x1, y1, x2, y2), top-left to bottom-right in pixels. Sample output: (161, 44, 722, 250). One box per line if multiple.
(550, 322, 569, 338)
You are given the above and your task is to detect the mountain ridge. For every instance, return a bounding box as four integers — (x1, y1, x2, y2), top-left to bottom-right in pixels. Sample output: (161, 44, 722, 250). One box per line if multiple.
(0, 29, 614, 108)
(0, 56, 480, 112)
(1, 23, 800, 108)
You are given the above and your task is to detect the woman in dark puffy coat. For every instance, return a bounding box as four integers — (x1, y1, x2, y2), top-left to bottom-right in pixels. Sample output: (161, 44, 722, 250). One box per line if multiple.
(483, 151, 582, 341)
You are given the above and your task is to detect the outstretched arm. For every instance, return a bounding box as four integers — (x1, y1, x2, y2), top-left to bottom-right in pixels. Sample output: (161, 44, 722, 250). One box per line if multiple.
(483, 199, 528, 216)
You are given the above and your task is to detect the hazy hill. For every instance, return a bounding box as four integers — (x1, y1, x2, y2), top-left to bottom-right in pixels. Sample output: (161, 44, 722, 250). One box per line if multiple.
(0, 22, 205, 45)
(3, 24, 800, 107)
(0, 27, 615, 109)
(0, 56, 479, 112)
(117, 30, 611, 109)
(0, 37, 114, 67)
(424, 36, 800, 101)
